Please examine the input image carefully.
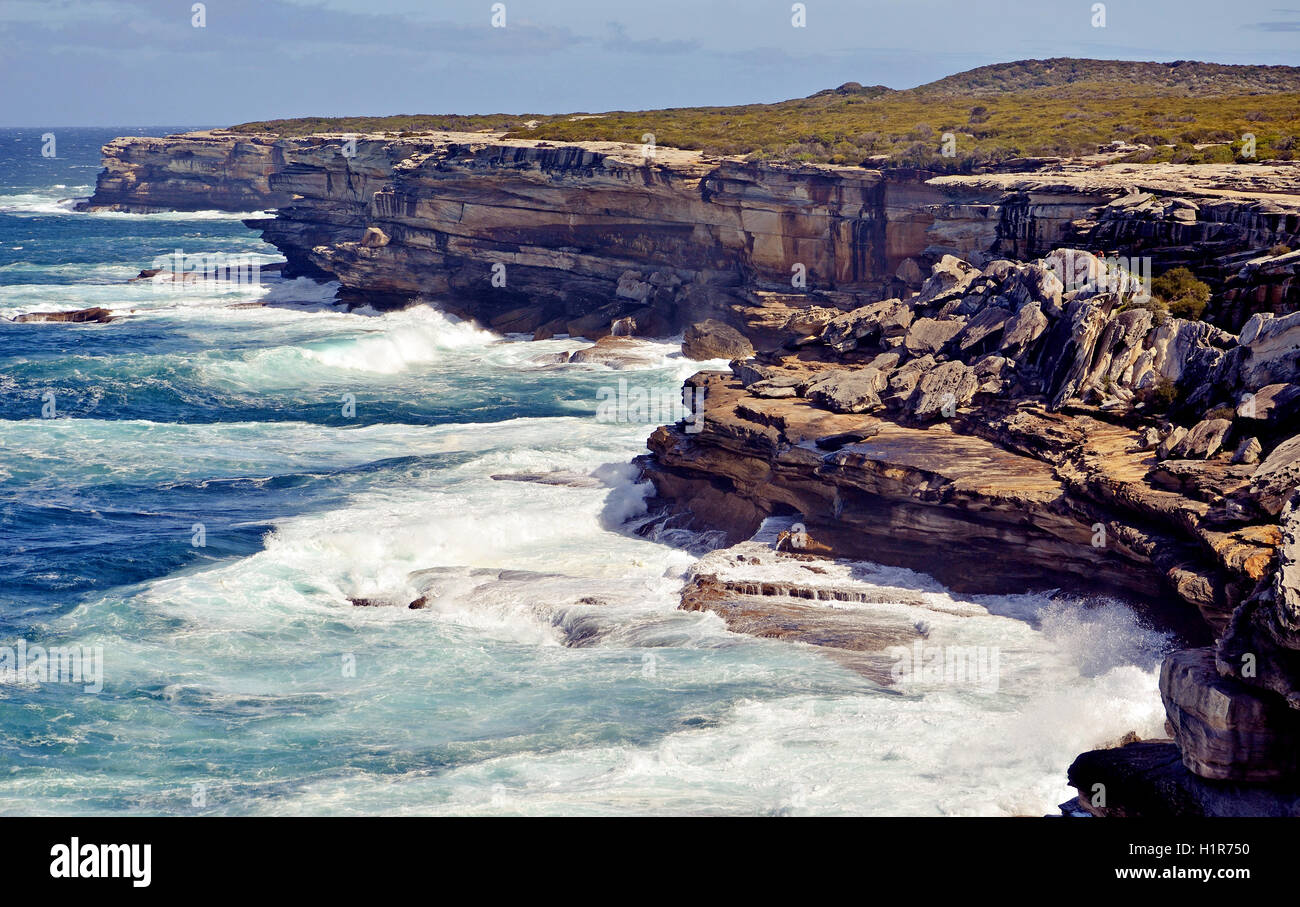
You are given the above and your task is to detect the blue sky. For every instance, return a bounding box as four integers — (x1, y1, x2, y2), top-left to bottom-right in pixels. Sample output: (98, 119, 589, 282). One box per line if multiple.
(2, 0, 1298, 126)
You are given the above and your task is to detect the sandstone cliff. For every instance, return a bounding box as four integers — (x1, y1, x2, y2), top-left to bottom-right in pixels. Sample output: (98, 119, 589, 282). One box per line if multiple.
(637, 249, 1300, 815)
(82, 131, 1300, 342)
(77, 131, 293, 213)
(83, 129, 1300, 813)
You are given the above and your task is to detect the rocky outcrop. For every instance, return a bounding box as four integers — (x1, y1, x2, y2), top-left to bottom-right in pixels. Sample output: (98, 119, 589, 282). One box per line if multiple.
(12, 307, 116, 323)
(1161, 647, 1300, 782)
(1218, 249, 1300, 330)
(637, 250, 1300, 813)
(83, 127, 1300, 811)
(77, 131, 293, 213)
(682, 319, 754, 361)
(677, 519, 967, 684)
(85, 131, 1300, 338)
(1066, 741, 1300, 817)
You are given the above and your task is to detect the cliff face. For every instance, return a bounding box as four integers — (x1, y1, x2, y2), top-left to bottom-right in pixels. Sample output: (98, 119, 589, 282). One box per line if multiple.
(638, 249, 1300, 815)
(82, 131, 1300, 341)
(77, 132, 294, 213)
(264, 134, 905, 335)
(84, 130, 1300, 812)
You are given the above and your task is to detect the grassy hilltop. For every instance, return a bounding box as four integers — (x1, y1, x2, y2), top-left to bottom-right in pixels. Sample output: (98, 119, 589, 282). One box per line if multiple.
(230, 59, 1300, 170)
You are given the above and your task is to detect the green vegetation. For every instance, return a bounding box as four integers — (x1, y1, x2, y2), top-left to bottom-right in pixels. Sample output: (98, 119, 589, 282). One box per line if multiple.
(229, 59, 1300, 167)
(1151, 267, 1212, 320)
(1270, 243, 1294, 256)
(228, 114, 528, 137)
(1138, 377, 1181, 412)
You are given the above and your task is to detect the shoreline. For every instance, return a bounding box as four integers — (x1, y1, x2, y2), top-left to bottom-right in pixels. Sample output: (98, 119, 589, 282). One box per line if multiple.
(65, 127, 1300, 815)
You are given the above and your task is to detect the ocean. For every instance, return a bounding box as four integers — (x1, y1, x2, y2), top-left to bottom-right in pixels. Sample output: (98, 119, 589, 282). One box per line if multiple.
(0, 126, 1172, 815)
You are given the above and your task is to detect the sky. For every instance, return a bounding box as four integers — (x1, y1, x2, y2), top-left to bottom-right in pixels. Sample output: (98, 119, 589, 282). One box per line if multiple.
(1, 0, 1298, 126)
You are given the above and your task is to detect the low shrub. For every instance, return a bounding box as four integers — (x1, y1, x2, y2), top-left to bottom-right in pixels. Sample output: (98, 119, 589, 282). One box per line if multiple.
(1152, 267, 1211, 320)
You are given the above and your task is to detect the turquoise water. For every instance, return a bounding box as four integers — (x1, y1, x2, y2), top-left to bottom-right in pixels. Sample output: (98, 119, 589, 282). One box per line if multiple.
(0, 128, 1172, 815)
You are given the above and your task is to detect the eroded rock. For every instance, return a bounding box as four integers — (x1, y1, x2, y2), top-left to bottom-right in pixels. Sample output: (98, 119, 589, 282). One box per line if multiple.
(1162, 648, 1300, 782)
(683, 319, 754, 361)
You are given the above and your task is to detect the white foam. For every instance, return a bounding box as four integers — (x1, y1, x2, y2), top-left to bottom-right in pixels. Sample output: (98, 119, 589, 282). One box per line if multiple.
(298, 307, 499, 373)
(7, 268, 1177, 815)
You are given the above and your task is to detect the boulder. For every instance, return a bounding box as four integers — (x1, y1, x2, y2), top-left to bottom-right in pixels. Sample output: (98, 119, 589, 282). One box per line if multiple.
(980, 259, 1018, 282)
(805, 369, 887, 414)
(1251, 436, 1300, 516)
(615, 270, 653, 303)
(1146, 318, 1228, 390)
(1003, 262, 1064, 314)
(955, 306, 1012, 354)
(780, 306, 840, 337)
(1157, 426, 1188, 460)
(1233, 437, 1263, 466)
(917, 255, 978, 304)
(731, 359, 779, 387)
(903, 317, 965, 357)
(1042, 248, 1102, 296)
(748, 380, 800, 399)
(882, 354, 934, 406)
(682, 319, 754, 361)
(1238, 311, 1300, 388)
(568, 336, 663, 369)
(877, 303, 916, 339)
(1078, 307, 1153, 401)
(1161, 648, 1300, 782)
(820, 299, 910, 353)
(999, 301, 1049, 359)
(909, 360, 979, 420)
(359, 226, 389, 248)
(1171, 418, 1232, 460)
(1044, 300, 1111, 409)
(1239, 383, 1300, 427)
(973, 354, 1012, 394)
(866, 351, 903, 372)
(895, 258, 925, 287)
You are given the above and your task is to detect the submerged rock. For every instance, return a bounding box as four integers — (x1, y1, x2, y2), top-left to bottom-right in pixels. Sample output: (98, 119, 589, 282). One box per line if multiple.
(568, 336, 663, 369)
(13, 307, 115, 323)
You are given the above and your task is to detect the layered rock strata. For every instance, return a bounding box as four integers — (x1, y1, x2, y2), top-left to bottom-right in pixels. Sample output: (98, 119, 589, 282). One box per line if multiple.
(83, 129, 1300, 811)
(84, 131, 1300, 340)
(76, 131, 293, 213)
(636, 250, 1300, 812)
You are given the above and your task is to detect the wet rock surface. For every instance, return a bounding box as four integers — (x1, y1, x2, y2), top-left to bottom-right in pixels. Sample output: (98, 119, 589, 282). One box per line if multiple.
(640, 250, 1300, 813)
(12, 307, 117, 323)
(82, 128, 1300, 813)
